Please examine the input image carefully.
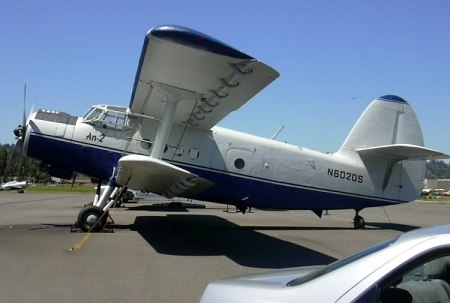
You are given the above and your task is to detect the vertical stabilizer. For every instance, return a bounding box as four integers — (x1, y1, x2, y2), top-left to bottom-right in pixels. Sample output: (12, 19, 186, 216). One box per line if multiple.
(338, 95, 426, 201)
(339, 95, 424, 153)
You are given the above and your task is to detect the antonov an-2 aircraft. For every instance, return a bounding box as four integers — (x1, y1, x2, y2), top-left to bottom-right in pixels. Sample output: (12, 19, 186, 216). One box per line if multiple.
(10, 25, 449, 231)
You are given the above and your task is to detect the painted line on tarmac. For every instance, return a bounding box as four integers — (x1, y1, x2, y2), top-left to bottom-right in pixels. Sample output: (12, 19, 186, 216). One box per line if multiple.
(70, 233, 93, 251)
(69, 207, 118, 251)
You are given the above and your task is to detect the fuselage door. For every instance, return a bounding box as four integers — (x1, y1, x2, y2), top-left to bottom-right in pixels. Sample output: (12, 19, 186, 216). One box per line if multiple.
(225, 148, 256, 202)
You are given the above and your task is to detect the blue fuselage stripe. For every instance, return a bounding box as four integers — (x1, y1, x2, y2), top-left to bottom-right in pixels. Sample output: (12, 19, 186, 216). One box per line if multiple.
(28, 133, 399, 210)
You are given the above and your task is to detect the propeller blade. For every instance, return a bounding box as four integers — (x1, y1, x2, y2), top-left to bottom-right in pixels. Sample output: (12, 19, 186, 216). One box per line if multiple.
(4, 139, 23, 176)
(23, 84, 27, 128)
(16, 140, 25, 176)
(71, 173, 78, 188)
(5, 84, 30, 177)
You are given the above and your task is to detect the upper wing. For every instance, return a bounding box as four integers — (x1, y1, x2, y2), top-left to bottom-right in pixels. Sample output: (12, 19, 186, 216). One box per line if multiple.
(129, 25, 279, 129)
(116, 155, 214, 198)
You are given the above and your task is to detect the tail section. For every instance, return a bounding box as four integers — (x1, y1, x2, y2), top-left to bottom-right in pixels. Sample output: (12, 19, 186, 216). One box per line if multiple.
(338, 95, 448, 201)
(339, 95, 423, 152)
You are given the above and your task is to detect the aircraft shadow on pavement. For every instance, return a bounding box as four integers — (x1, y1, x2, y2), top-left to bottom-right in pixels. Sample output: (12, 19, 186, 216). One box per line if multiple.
(127, 214, 336, 269)
(366, 222, 420, 232)
(126, 205, 189, 212)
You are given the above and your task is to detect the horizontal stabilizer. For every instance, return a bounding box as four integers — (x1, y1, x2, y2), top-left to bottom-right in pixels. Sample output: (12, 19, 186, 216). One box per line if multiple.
(116, 155, 214, 198)
(358, 144, 450, 191)
(357, 144, 450, 161)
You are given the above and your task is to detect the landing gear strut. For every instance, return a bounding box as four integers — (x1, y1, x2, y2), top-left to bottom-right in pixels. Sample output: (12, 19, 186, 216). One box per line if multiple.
(76, 169, 124, 232)
(353, 210, 365, 229)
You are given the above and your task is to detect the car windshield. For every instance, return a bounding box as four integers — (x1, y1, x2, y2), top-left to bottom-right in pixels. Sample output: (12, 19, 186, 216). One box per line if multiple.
(288, 237, 397, 286)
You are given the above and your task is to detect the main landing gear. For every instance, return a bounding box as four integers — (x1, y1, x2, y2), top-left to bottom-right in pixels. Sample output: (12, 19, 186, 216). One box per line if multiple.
(77, 206, 108, 232)
(76, 173, 126, 232)
(353, 210, 365, 229)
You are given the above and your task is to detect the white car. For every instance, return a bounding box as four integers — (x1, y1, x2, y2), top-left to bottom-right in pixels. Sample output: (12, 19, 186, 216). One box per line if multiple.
(200, 225, 450, 303)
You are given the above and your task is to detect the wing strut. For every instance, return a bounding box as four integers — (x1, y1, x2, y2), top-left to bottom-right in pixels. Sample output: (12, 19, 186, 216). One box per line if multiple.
(149, 82, 201, 159)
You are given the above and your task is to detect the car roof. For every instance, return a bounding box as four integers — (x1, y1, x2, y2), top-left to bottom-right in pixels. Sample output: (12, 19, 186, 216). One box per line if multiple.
(394, 225, 450, 245)
(289, 225, 450, 289)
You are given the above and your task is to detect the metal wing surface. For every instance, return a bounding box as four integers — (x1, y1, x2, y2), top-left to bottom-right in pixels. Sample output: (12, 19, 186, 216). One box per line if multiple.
(129, 25, 279, 129)
(357, 144, 450, 160)
(116, 155, 214, 198)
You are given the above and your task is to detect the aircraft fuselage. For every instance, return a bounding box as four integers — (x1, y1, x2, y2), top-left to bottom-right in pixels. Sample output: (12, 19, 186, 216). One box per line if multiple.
(24, 104, 420, 213)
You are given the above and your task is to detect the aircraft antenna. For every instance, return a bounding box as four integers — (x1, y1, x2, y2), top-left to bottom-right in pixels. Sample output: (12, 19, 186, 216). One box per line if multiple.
(271, 125, 285, 140)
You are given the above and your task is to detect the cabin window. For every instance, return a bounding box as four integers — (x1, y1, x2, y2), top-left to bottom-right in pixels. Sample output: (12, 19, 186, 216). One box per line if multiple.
(175, 146, 184, 157)
(140, 139, 151, 150)
(189, 148, 199, 160)
(104, 111, 117, 125)
(234, 158, 245, 169)
(116, 114, 126, 127)
(102, 111, 129, 130)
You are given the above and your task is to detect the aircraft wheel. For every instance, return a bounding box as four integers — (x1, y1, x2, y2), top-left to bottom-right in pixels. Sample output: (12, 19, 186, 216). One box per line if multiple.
(353, 215, 365, 229)
(18, 189, 24, 194)
(77, 206, 107, 232)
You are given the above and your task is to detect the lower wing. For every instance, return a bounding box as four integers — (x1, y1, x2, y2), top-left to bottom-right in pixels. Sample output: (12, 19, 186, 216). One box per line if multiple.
(116, 155, 214, 198)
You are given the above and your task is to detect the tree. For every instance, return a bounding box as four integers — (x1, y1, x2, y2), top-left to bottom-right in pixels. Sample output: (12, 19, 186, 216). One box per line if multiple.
(0, 145, 8, 175)
(426, 160, 450, 179)
(1, 143, 50, 182)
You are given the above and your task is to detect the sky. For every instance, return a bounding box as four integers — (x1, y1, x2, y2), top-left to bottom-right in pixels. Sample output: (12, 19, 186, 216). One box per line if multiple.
(1, 0, 449, 154)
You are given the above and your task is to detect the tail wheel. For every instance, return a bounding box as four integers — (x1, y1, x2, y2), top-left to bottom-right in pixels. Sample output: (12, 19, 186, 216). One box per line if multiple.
(77, 206, 108, 232)
(353, 215, 365, 229)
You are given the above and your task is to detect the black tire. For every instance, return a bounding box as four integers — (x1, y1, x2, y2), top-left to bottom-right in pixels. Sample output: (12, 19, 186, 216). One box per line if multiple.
(353, 215, 365, 229)
(77, 206, 107, 232)
(113, 199, 123, 208)
(124, 191, 134, 201)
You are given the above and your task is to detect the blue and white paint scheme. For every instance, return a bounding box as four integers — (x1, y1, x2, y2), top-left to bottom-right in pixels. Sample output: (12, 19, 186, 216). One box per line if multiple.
(16, 25, 449, 231)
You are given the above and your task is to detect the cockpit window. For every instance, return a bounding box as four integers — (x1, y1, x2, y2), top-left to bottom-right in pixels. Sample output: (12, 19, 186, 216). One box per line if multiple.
(104, 111, 118, 125)
(82, 105, 136, 131)
(84, 107, 103, 121)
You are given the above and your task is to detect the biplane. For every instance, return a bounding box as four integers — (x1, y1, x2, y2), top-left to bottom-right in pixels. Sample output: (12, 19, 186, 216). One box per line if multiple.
(8, 25, 449, 231)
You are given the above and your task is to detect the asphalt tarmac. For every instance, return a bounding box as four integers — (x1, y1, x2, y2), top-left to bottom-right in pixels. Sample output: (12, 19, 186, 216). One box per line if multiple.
(0, 191, 449, 303)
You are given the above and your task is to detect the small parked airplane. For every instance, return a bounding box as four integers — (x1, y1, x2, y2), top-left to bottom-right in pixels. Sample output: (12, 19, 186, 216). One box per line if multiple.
(1, 180, 27, 193)
(9, 25, 449, 231)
